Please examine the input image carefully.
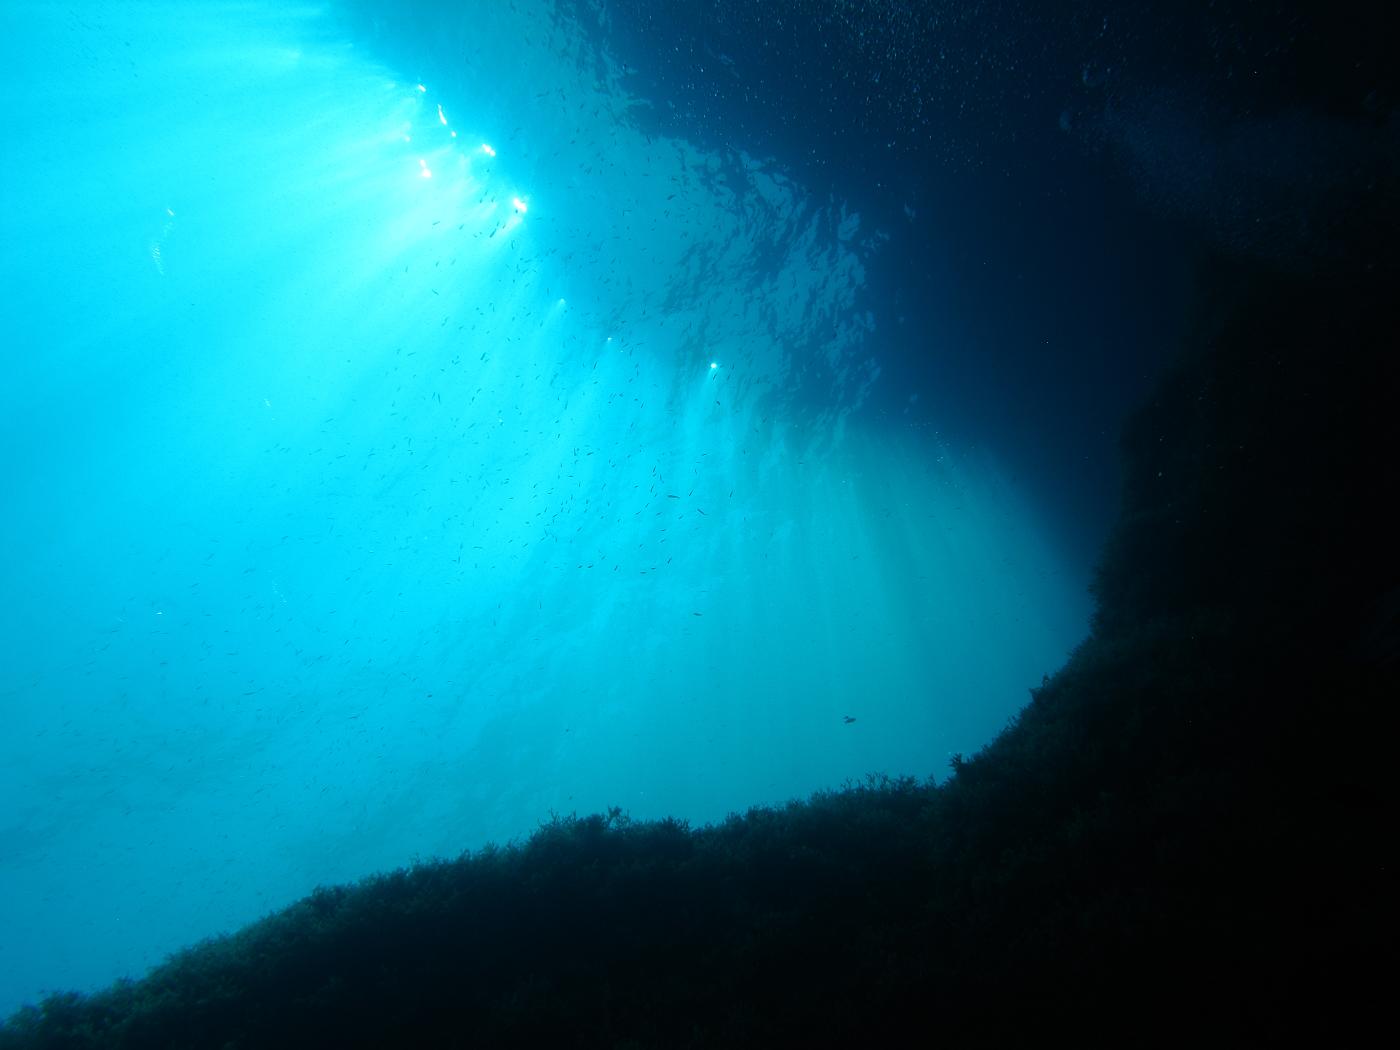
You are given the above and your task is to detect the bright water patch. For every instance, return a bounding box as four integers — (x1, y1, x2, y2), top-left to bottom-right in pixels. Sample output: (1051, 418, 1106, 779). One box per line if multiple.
(0, 0, 1089, 1015)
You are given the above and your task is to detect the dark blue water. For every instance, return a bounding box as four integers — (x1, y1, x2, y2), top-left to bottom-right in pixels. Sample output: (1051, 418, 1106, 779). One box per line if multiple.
(0, 0, 1387, 1017)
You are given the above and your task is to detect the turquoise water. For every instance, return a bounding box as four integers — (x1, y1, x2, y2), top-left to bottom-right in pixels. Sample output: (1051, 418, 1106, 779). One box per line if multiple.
(0, 1, 1089, 1011)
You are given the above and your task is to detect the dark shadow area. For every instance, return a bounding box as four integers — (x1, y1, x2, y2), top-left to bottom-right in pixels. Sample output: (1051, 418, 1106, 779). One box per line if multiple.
(563, 0, 1399, 570)
(2, 234, 1393, 1044)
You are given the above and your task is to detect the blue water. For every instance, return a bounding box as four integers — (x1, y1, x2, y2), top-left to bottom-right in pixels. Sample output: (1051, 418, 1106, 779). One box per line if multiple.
(0, 1, 1098, 1012)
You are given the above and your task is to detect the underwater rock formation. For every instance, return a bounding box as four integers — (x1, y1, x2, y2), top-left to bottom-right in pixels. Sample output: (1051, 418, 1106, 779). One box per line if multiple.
(1, 240, 1391, 1047)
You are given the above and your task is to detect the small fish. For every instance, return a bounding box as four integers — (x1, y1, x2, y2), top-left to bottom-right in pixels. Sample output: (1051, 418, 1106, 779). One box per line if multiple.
(842, 716, 856, 724)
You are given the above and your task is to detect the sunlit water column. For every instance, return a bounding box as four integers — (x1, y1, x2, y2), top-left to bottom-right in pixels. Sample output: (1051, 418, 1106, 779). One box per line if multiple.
(0, 0, 1090, 1017)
